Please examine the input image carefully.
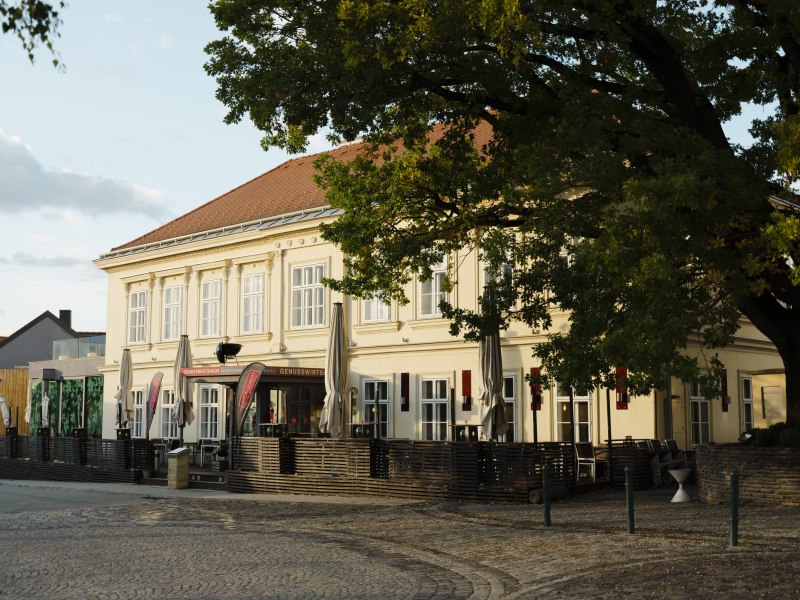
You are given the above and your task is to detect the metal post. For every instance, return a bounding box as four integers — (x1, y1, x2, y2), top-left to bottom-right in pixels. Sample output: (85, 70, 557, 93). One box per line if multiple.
(542, 461, 552, 527)
(730, 470, 739, 547)
(606, 387, 612, 482)
(625, 466, 635, 534)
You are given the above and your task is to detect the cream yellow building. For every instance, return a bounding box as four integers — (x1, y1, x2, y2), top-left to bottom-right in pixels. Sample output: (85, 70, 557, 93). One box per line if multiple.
(94, 142, 786, 451)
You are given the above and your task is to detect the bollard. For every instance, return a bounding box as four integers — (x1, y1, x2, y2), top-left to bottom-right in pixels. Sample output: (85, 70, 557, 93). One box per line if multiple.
(730, 470, 739, 547)
(625, 466, 635, 534)
(542, 461, 551, 527)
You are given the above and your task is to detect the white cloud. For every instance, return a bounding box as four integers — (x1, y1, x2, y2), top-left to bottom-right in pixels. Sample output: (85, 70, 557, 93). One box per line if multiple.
(104, 14, 123, 24)
(158, 34, 173, 50)
(128, 40, 144, 57)
(0, 251, 91, 269)
(0, 130, 171, 220)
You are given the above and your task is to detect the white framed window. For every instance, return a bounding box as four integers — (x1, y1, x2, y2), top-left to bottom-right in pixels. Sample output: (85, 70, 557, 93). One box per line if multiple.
(420, 377, 449, 440)
(161, 389, 177, 440)
(163, 285, 182, 341)
(420, 258, 448, 317)
(201, 279, 222, 337)
(555, 382, 592, 443)
(291, 263, 325, 328)
(128, 290, 147, 344)
(501, 375, 517, 442)
(364, 379, 389, 437)
(241, 273, 264, 333)
(199, 384, 222, 440)
(741, 376, 754, 433)
(131, 389, 145, 439)
(689, 380, 710, 445)
(363, 296, 390, 322)
(485, 262, 514, 308)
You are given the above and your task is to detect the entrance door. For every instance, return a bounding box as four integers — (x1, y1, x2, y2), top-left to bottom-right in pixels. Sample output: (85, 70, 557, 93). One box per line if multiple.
(256, 381, 325, 435)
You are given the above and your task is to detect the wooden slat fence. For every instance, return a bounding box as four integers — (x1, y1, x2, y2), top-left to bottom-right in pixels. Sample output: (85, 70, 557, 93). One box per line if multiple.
(0, 434, 139, 483)
(0, 368, 29, 435)
(228, 438, 575, 503)
(608, 442, 655, 489)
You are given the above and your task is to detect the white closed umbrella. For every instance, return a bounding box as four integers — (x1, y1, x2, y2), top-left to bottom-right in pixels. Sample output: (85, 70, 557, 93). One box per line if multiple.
(0, 395, 9, 428)
(479, 331, 507, 440)
(319, 302, 347, 438)
(114, 349, 132, 428)
(41, 393, 50, 428)
(172, 335, 194, 444)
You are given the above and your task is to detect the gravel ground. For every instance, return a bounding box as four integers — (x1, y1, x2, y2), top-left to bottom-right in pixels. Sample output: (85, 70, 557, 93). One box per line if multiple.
(0, 480, 797, 599)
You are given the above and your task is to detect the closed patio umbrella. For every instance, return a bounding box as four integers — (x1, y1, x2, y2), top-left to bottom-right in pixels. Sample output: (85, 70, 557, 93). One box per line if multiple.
(319, 302, 346, 438)
(479, 331, 507, 440)
(172, 335, 194, 444)
(114, 348, 132, 428)
(0, 395, 9, 429)
(41, 393, 50, 428)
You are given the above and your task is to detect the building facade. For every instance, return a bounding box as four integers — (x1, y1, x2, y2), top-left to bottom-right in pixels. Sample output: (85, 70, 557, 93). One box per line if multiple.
(95, 144, 786, 449)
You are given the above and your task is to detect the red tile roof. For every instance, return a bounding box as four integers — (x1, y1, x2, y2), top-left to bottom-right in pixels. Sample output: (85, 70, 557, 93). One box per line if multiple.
(113, 121, 493, 251)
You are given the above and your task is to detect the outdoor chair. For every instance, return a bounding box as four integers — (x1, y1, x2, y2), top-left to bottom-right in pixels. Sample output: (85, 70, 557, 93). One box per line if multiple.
(575, 442, 596, 482)
(664, 439, 686, 468)
(647, 439, 678, 486)
(199, 439, 218, 467)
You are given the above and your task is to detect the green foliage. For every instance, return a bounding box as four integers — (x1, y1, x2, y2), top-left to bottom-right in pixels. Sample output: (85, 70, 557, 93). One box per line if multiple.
(752, 426, 780, 447)
(206, 1, 800, 414)
(0, 1, 63, 66)
(60, 379, 83, 435)
(750, 422, 800, 447)
(85, 376, 103, 438)
(779, 426, 800, 448)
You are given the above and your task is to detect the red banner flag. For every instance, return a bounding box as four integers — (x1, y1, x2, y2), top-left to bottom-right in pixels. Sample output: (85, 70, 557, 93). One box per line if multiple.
(530, 367, 542, 411)
(235, 363, 267, 435)
(145, 371, 163, 438)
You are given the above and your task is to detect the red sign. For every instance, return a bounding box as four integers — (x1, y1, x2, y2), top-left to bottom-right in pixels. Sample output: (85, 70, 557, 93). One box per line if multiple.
(530, 367, 542, 411)
(616, 366, 628, 410)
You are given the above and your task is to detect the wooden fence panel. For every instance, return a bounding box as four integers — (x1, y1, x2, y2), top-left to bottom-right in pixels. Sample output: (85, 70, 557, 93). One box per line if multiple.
(228, 438, 577, 503)
(0, 435, 136, 483)
(0, 368, 29, 435)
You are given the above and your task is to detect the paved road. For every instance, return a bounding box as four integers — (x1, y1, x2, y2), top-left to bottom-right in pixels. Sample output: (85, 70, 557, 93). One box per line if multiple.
(0, 479, 798, 599)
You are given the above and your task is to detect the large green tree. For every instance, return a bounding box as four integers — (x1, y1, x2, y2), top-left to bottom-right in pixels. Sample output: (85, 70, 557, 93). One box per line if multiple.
(1, 0, 63, 65)
(206, 0, 800, 424)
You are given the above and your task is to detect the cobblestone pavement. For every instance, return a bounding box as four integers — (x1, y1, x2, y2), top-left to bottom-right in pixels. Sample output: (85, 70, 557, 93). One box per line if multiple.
(1, 481, 799, 599)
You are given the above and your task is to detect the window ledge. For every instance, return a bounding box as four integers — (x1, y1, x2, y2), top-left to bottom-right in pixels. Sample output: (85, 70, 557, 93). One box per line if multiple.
(285, 326, 328, 340)
(408, 318, 450, 330)
(354, 321, 401, 333)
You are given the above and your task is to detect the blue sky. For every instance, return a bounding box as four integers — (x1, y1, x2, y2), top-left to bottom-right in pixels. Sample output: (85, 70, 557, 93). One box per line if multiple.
(0, 2, 330, 336)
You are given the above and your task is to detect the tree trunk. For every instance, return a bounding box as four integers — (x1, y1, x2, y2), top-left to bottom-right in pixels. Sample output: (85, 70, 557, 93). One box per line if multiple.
(741, 294, 800, 428)
(778, 344, 800, 427)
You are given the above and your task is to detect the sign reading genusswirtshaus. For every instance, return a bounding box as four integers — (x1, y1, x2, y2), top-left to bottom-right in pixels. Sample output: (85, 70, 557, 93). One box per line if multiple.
(181, 365, 325, 378)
